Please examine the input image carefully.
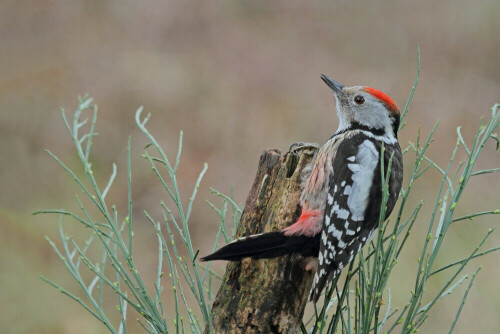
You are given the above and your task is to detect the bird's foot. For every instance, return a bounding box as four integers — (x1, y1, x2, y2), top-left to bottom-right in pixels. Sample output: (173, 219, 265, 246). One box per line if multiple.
(285, 142, 319, 161)
(288, 142, 320, 155)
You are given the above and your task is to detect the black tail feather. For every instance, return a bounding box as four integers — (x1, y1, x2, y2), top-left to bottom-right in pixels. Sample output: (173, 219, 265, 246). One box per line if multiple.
(200, 231, 320, 262)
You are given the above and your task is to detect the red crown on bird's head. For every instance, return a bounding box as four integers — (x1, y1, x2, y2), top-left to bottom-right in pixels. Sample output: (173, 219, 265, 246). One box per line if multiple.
(363, 87, 399, 114)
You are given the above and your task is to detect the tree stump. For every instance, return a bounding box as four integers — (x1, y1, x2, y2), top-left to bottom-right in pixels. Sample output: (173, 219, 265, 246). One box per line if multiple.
(206, 145, 318, 334)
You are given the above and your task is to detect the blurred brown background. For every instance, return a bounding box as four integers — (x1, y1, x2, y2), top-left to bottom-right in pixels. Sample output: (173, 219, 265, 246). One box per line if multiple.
(1, 1, 499, 333)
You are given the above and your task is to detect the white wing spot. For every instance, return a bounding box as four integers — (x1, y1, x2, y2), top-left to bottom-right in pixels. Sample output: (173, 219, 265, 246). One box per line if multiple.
(330, 225, 343, 240)
(367, 229, 376, 242)
(341, 181, 346, 187)
(348, 163, 360, 173)
(344, 185, 352, 195)
(347, 156, 356, 162)
(325, 215, 331, 226)
(348, 140, 379, 221)
(327, 224, 336, 233)
(331, 202, 349, 219)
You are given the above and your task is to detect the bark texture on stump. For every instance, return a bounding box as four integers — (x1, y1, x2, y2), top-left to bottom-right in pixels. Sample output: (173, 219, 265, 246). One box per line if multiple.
(206, 146, 318, 334)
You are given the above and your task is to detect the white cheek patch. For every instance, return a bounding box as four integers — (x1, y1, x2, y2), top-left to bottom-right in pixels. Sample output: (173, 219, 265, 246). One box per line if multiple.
(347, 140, 379, 222)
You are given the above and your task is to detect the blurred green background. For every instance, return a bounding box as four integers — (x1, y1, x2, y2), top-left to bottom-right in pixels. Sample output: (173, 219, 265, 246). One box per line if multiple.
(1, 1, 499, 333)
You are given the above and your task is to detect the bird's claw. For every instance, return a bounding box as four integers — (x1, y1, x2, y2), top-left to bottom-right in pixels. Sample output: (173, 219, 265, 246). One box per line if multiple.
(286, 142, 319, 159)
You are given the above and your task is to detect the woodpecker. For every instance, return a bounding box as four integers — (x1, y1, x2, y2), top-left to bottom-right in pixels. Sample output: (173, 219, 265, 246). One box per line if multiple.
(201, 75, 403, 302)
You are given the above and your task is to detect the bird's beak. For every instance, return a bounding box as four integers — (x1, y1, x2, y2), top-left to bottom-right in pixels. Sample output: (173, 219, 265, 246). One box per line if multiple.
(320, 74, 344, 96)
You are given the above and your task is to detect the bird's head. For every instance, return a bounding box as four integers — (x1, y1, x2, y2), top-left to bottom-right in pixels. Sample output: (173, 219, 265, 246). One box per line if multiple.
(320, 74, 400, 138)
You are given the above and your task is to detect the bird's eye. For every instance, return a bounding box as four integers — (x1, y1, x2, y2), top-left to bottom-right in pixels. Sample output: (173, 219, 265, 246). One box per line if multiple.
(354, 95, 365, 105)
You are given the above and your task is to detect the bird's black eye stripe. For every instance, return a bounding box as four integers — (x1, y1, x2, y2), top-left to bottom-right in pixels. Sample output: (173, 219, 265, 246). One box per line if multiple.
(354, 95, 365, 105)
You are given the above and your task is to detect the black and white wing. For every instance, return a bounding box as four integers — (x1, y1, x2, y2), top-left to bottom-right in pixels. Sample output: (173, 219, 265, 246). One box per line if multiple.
(310, 134, 402, 302)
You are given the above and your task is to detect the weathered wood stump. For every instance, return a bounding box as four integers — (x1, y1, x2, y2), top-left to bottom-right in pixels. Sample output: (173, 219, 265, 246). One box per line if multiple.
(206, 145, 319, 334)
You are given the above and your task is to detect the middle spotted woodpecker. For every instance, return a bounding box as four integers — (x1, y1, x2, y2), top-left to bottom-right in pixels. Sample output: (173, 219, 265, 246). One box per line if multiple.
(201, 74, 403, 302)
